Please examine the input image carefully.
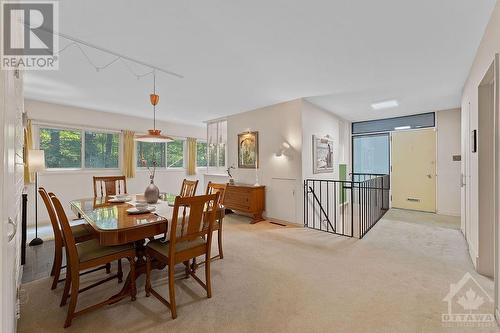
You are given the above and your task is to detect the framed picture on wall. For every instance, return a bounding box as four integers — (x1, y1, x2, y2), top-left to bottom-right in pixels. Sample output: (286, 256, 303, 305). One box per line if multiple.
(313, 135, 334, 174)
(238, 131, 259, 168)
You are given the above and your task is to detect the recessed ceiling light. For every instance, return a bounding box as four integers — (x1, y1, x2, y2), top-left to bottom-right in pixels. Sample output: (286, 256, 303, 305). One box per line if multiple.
(371, 100, 399, 110)
(394, 126, 411, 130)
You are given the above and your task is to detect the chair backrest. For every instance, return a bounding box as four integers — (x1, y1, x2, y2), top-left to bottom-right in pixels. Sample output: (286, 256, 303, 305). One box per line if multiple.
(38, 187, 63, 247)
(205, 182, 226, 208)
(169, 193, 219, 255)
(179, 179, 199, 197)
(93, 176, 127, 197)
(50, 194, 79, 270)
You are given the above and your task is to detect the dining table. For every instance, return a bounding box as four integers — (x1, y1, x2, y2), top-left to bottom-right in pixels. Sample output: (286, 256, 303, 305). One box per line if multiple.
(69, 194, 223, 303)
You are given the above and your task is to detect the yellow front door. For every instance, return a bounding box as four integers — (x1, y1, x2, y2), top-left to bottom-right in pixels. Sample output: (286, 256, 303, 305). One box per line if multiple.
(391, 129, 436, 212)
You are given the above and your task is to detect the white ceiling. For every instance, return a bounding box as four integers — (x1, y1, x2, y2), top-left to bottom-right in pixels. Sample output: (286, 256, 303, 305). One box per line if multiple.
(24, 0, 496, 124)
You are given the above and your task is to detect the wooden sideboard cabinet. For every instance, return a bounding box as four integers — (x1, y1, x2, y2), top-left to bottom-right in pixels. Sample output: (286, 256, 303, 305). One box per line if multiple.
(223, 184, 265, 224)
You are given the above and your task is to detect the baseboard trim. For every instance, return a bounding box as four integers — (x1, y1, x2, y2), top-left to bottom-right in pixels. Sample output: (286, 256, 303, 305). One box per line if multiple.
(436, 210, 460, 217)
(468, 246, 479, 269)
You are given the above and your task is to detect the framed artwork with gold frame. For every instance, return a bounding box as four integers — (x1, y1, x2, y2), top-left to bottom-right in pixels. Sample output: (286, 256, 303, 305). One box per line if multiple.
(238, 131, 259, 168)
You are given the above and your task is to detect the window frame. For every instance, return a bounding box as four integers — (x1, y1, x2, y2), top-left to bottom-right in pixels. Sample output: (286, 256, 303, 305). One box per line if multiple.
(166, 138, 186, 169)
(206, 120, 227, 170)
(136, 141, 168, 170)
(34, 122, 122, 172)
(135, 136, 187, 171)
(196, 140, 208, 168)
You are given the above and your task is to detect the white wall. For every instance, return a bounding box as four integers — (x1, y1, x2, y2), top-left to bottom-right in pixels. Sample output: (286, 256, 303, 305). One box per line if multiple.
(226, 99, 303, 224)
(436, 109, 461, 216)
(224, 98, 351, 225)
(301, 100, 351, 180)
(460, 1, 500, 318)
(25, 99, 206, 226)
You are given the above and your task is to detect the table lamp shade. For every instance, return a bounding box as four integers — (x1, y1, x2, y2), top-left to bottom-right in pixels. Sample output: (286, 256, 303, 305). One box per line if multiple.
(28, 150, 46, 173)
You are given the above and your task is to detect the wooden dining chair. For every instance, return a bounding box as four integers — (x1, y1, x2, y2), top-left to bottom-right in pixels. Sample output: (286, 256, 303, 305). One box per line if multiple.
(38, 188, 113, 290)
(179, 179, 198, 197)
(205, 182, 226, 260)
(50, 194, 137, 328)
(93, 175, 127, 197)
(145, 193, 220, 319)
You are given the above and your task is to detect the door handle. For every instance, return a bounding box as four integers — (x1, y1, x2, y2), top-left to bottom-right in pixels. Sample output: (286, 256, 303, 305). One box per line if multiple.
(7, 217, 17, 242)
(426, 174, 432, 179)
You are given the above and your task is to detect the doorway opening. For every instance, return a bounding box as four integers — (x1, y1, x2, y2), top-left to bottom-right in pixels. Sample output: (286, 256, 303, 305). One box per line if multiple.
(352, 113, 437, 213)
(477, 60, 496, 278)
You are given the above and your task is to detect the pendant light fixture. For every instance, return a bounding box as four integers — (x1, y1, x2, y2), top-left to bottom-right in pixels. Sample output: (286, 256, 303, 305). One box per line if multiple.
(135, 72, 174, 143)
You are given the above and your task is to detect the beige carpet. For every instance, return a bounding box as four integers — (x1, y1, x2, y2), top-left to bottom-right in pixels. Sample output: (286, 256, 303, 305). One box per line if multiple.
(18, 210, 500, 333)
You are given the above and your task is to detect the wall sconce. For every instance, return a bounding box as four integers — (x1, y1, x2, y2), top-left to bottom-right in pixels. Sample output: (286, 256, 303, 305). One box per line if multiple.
(275, 142, 292, 157)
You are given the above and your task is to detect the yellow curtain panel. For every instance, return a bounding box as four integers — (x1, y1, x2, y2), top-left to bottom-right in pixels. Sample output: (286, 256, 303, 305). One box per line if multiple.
(187, 137, 197, 175)
(23, 119, 34, 184)
(122, 130, 136, 178)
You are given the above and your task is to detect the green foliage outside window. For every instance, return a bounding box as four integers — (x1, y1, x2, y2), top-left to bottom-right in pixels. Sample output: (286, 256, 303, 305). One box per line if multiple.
(208, 143, 217, 167)
(197, 141, 207, 167)
(85, 132, 119, 168)
(207, 143, 225, 168)
(39, 128, 81, 168)
(136, 142, 166, 168)
(167, 140, 184, 168)
(218, 143, 226, 167)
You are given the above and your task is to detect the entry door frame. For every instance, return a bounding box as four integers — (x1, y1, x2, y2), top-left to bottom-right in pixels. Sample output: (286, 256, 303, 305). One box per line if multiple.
(491, 53, 500, 320)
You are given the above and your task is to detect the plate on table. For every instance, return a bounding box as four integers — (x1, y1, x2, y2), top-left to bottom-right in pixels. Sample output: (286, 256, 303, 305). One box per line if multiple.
(109, 195, 131, 203)
(126, 206, 155, 214)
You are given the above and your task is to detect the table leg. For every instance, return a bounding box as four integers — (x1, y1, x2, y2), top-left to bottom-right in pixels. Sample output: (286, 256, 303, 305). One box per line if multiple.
(108, 239, 165, 304)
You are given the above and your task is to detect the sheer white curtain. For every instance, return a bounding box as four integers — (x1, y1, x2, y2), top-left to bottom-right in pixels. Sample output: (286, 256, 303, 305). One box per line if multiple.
(207, 120, 227, 169)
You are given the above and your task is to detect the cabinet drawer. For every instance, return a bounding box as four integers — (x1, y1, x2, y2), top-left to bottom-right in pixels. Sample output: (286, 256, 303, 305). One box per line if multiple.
(224, 191, 249, 204)
(225, 202, 251, 212)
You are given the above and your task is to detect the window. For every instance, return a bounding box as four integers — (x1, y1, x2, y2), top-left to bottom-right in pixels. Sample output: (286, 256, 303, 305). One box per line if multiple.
(38, 126, 120, 169)
(218, 143, 226, 167)
(208, 143, 217, 167)
(136, 140, 185, 169)
(84, 131, 119, 168)
(352, 134, 390, 175)
(352, 112, 435, 135)
(39, 128, 82, 168)
(207, 120, 227, 168)
(197, 141, 207, 167)
(136, 142, 166, 168)
(167, 140, 184, 168)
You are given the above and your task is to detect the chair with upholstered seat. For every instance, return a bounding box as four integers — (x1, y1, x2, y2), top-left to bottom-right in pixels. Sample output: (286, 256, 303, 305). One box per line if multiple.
(38, 188, 112, 290)
(179, 179, 198, 197)
(145, 193, 219, 319)
(93, 175, 127, 197)
(50, 194, 137, 328)
(205, 182, 226, 260)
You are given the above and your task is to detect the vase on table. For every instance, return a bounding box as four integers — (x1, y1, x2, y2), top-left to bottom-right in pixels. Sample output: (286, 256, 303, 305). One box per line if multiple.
(144, 176, 159, 204)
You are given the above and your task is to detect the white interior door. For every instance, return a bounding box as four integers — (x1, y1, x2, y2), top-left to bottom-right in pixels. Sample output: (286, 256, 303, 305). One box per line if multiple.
(1, 69, 24, 333)
(267, 178, 296, 223)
